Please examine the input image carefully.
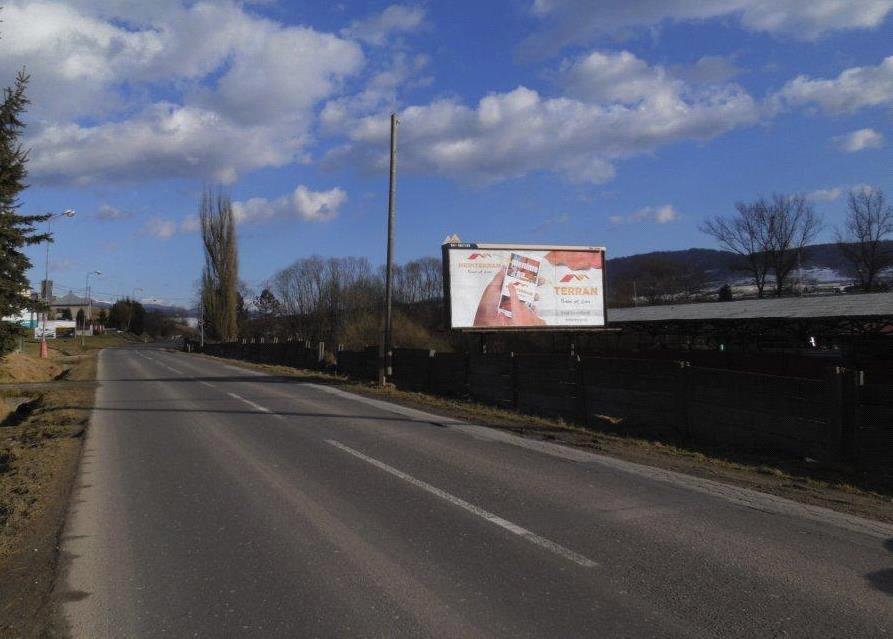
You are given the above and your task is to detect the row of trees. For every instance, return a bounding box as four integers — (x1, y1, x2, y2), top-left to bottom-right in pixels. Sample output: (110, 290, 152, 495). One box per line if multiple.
(258, 256, 442, 346)
(701, 188, 892, 298)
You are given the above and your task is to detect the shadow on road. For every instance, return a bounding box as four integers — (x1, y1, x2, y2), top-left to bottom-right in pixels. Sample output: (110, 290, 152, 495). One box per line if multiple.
(865, 538, 893, 596)
(98, 374, 340, 386)
(77, 405, 451, 428)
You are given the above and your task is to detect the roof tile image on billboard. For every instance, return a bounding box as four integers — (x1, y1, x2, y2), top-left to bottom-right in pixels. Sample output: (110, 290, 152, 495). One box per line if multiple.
(443, 244, 607, 330)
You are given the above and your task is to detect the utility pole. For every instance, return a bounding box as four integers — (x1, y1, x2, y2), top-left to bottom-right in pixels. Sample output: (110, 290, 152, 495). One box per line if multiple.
(82, 271, 100, 347)
(380, 113, 398, 385)
(39, 209, 76, 358)
(200, 300, 205, 349)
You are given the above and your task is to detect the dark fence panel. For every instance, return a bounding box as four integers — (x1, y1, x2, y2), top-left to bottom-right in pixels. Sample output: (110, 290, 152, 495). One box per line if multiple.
(515, 354, 580, 421)
(336, 346, 378, 381)
(468, 354, 514, 408)
(686, 367, 829, 458)
(580, 357, 684, 435)
(392, 349, 433, 391)
(854, 384, 893, 474)
(588, 349, 839, 380)
(430, 353, 468, 397)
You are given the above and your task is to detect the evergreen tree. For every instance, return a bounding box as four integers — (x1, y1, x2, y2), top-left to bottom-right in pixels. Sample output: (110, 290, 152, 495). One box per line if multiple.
(0, 69, 49, 355)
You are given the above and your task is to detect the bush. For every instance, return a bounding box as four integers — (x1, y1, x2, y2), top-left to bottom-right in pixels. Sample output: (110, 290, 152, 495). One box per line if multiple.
(340, 310, 451, 352)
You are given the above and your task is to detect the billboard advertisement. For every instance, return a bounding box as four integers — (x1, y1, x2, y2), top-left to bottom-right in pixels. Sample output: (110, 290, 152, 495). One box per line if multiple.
(443, 243, 606, 330)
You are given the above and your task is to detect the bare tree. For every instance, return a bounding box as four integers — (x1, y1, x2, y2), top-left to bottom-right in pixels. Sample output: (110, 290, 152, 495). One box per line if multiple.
(836, 187, 893, 291)
(700, 200, 773, 297)
(765, 194, 822, 296)
(200, 190, 239, 341)
(701, 195, 822, 297)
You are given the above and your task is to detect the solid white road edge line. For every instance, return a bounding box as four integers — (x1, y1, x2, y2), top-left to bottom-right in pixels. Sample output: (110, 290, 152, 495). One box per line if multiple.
(325, 439, 598, 569)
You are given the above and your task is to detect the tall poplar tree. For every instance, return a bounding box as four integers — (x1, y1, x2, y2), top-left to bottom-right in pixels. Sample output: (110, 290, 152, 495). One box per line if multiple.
(200, 190, 239, 341)
(0, 69, 50, 355)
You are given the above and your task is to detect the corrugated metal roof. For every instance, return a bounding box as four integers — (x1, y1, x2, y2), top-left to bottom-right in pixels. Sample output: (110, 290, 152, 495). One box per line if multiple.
(609, 292, 893, 323)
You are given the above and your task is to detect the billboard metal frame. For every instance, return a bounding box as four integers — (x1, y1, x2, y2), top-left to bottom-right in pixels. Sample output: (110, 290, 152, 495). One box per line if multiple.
(442, 242, 611, 333)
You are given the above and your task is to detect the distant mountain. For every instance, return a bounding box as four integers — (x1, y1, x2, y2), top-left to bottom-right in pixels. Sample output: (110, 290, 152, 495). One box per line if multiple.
(606, 241, 893, 287)
(606, 248, 739, 285)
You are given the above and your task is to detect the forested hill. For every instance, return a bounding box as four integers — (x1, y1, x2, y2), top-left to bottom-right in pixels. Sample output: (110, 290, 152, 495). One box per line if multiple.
(606, 241, 893, 285)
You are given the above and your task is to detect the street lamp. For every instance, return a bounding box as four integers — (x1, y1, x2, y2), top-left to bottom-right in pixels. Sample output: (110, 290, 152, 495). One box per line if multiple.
(81, 270, 101, 347)
(39, 209, 76, 358)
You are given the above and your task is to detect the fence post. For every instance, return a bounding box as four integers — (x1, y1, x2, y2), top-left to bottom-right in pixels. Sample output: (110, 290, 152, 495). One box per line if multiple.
(825, 366, 845, 460)
(426, 350, 435, 393)
(511, 353, 519, 409)
(840, 368, 862, 461)
(576, 355, 588, 425)
(676, 361, 691, 438)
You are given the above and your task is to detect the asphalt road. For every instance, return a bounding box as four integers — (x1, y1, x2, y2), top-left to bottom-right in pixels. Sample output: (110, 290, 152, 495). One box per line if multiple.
(57, 345, 893, 637)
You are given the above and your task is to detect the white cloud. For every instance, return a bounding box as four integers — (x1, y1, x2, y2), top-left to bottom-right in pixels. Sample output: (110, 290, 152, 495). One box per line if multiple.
(28, 103, 307, 185)
(321, 52, 430, 132)
(95, 204, 131, 220)
(2, 1, 364, 185)
(610, 204, 680, 225)
(559, 50, 676, 104)
(524, 0, 893, 54)
(139, 211, 205, 240)
(772, 56, 893, 114)
(140, 217, 179, 240)
(342, 5, 425, 46)
(327, 51, 759, 184)
(834, 128, 885, 152)
(179, 215, 201, 233)
(807, 187, 844, 202)
(233, 186, 347, 224)
(194, 22, 363, 126)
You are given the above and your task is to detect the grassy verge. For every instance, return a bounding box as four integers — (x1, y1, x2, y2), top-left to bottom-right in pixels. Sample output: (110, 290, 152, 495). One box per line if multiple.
(197, 353, 893, 525)
(0, 335, 130, 636)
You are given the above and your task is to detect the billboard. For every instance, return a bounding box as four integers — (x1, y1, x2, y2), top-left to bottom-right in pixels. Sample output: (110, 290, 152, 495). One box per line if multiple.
(443, 243, 606, 330)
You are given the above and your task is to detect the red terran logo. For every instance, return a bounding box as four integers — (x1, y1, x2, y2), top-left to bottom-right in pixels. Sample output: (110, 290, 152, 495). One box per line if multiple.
(467, 253, 494, 260)
(560, 273, 590, 283)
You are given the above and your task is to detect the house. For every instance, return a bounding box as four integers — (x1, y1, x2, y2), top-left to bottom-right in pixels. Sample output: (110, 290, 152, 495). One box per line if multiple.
(50, 291, 97, 322)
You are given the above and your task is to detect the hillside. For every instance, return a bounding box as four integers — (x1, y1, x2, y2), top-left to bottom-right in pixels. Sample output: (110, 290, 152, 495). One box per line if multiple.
(606, 241, 893, 287)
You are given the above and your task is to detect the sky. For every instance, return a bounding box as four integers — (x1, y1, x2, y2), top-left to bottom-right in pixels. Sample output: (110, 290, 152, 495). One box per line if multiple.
(3, 0, 893, 307)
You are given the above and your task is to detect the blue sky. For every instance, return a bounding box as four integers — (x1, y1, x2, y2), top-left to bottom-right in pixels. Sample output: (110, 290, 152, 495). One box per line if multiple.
(4, 0, 892, 306)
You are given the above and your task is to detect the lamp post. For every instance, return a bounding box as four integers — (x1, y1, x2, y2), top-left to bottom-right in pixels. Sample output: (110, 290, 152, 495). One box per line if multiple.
(39, 209, 76, 358)
(81, 270, 101, 347)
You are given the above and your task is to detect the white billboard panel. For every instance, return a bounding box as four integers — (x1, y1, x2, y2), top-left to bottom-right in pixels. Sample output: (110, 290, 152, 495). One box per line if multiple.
(443, 244, 606, 330)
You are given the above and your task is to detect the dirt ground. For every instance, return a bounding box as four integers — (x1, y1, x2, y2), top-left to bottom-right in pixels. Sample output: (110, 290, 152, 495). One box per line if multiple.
(199, 354, 893, 525)
(0, 339, 117, 637)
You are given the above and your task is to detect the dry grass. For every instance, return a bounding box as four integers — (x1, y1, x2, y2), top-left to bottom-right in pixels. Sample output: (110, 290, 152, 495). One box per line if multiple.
(0, 342, 109, 636)
(0, 353, 63, 384)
